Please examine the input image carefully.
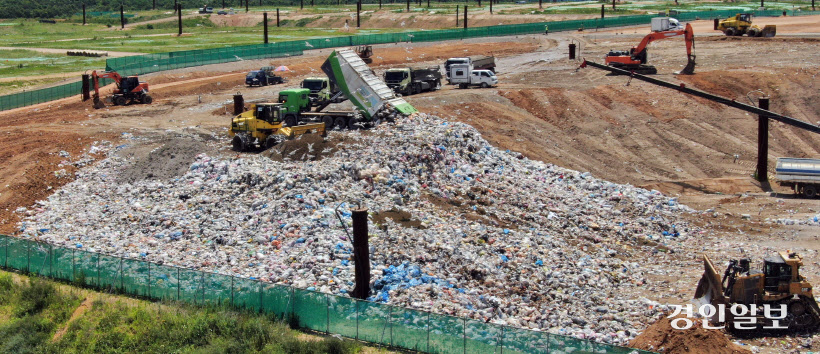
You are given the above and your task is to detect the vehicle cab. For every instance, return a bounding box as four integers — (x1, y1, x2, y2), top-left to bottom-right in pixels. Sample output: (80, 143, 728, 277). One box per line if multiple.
(471, 70, 497, 86)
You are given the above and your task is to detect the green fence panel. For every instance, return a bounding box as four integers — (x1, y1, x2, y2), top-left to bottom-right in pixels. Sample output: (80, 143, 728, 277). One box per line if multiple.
(121, 258, 149, 297)
(150, 263, 180, 301)
(178, 269, 203, 305)
(262, 283, 293, 321)
(500, 326, 553, 354)
(390, 307, 428, 352)
(547, 331, 591, 353)
(465, 319, 501, 353)
(292, 288, 328, 332)
(6, 237, 28, 272)
(328, 295, 358, 339)
(201, 272, 233, 306)
(233, 277, 261, 312)
(28, 242, 51, 277)
(74, 250, 99, 287)
(98, 254, 120, 291)
(428, 312, 464, 354)
(357, 300, 391, 345)
(51, 247, 73, 281)
(0, 236, 7, 268)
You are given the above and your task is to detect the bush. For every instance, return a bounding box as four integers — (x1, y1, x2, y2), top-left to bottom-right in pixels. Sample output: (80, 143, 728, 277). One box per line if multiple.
(16, 278, 58, 316)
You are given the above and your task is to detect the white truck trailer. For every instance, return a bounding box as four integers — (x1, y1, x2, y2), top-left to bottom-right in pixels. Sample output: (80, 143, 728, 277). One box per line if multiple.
(775, 157, 820, 198)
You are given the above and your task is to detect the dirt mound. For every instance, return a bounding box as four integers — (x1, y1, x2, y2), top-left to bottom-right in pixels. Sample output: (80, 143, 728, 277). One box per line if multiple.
(629, 314, 752, 354)
(263, 133, 336, 162)
(117, 137, 207, 184)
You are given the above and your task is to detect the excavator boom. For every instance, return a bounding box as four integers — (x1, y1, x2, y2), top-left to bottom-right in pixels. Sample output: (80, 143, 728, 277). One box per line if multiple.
(604, 23, 695, 75)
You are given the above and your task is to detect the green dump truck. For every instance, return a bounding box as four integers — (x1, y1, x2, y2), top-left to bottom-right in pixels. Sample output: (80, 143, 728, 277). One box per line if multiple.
(383, 67, 442, 96)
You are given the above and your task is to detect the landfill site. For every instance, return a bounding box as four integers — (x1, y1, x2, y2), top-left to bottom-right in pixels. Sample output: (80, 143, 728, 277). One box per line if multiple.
(2, 14, 820, 354)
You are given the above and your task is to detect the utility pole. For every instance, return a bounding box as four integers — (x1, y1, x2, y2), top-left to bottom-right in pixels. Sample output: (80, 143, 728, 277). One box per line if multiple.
(276, 8, 280, 27)
(612, 0, 616, 10)
(601, 4, 604, 18)
(82, 4, 86, 25)
(178, 3, 183, 35)
(357, 0, 361, 27)
(406, 0, 410, 11)
(263, 12, 268, 43)
(490, 0, 492, 14)
(120, 4, 125, 29)
(350, 208, 371, 300)
(456, 5, 459, 27)
(463, 5, 467, 29)
(153, 0, 156, 10)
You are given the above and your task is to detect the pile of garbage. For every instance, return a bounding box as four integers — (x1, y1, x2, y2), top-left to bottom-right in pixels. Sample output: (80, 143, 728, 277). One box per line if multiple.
(20, 113, 699, 345)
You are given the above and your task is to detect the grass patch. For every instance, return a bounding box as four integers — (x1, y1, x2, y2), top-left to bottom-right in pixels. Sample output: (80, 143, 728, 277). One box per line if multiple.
(0, 271, 364, 353)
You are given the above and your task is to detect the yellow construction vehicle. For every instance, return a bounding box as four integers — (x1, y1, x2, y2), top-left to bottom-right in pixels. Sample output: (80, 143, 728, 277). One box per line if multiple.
(229, 102, 326, 152)
(694, 251, 820, 333)
(717, 13, 776, 37)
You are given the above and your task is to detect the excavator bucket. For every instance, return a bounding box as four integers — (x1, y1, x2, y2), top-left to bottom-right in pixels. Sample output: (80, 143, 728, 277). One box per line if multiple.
(92, 97, 106, 109)
(675, 54, 696, 75)
(761, 25, 776, 38)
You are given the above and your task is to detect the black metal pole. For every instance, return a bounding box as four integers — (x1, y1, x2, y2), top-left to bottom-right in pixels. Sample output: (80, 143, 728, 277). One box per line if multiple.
(175, 0, 178, 13)
(406, 0, 410, 11)
(601, 4, 605, 18)
(153, 0, 156, 10)
(82, 4, 86, 25)
(246, 0, 249, 13)
(757, 97, 770, 182)
(490, 0, 492, 14)
(379, 0, 382, 9)
(276, 8, 280, 27)
(357, 1, 361, 27)
(580, 59, 820, 134)
(301, 0, 304, 10)
(178, 4, 183, 35)
(463, 5, 467, 29)
(427, 0, 430, 8)
(612, 0, 616, 10)
(478, 0, 481, 7)
(222, 0, 225, 9)
(761, 0, 764, 8)
(120, 4, 125, 29)
(351, 208, 371, 300)
(539, 0, 542, 9)
(264, 12, 268, 43)
(456, 5, 459, 27)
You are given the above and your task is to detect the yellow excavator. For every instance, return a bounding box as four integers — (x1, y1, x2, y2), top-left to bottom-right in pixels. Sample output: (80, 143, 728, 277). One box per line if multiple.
(717, 13, 776, 37)
(694, 251, 820, 333)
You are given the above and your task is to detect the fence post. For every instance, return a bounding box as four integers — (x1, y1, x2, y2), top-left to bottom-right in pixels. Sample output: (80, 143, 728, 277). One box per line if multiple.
(200, 271, 205, 305)
(48, 245, 53, 277)
(148, 262, 151, 298)
(326, 294, 330, 334)
(177, 267, 181, 301)
(231, 276, 235, 307)
(500, 326, 504, 353)
(426, 311, 430, 353)
(259, 282, 264, 313)
(356, 300, 360, 339)
(72, 249, 75, 282)
(96, 254, 100, 287)
(120, 258, 123, 291)
(463, 318, 467, 354)
(26, 240, 30, 272)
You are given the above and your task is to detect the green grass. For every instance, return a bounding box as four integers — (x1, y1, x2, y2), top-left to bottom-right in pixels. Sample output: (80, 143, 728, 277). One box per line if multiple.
(0, 271, 363, 353)
(0, 49, 105, 79)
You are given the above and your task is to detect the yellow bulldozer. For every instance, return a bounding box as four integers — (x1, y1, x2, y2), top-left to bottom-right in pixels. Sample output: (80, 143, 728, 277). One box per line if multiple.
(716, 13, 776, 37)
(229, 102, 326, 152)
(694, 252, 820, 333)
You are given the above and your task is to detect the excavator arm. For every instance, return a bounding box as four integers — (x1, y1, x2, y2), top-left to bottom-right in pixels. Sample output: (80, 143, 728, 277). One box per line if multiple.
(605, 23, 695, 75)
(90, 70, 123, 109)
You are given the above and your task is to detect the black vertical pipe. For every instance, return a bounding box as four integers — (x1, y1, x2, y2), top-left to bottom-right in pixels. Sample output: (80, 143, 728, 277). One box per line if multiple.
(456, 5, 459, 27)
(276, 8, 280, 27)
(175, 0, 178, 13)
(263, 12, 268, 43)
(153, 0, 156, 10)
(406, 0, 410, 11)
(463, 5, 467, 29)
(82, 74, 90, 101)
(478, 0, 481, 7)
(301, 0, 304, 9)
(756, 97, 770, 182)
(539, 0, 542, 9)
(222, 0, 225, 9)
(490, 0, 492, 13)
(379, 0, 382, 9)
(427, 0, 430, 8)
(761, 0, 764, 8)
(714, 18, 719, 30)
(83, 4, 86, 25)
(260, 0, 262, 5)
(120, 4, 125, 29)
(246, 0, 249, 12)
(351, 209, 371, 300)
(178, 4, 183, 35)
(234, 94, 244, 115)
(357, 1, 361, 27)
(568, 43, 576, 59)
(601, 4, 605, 18)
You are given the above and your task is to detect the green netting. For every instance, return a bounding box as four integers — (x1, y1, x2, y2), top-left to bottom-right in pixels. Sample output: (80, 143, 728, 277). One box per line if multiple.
(390, 307, 428, 352)
(428, 312, 465, 354)
(327, 295, 358, 339)
(233, 277, 262, 312)
(6, 237, 28, 272)
(51, 247, 73, 281)
(292, 289, 328, 332)
(201, 272, 233, 305)
(261, 283, 293, 320)
(465, 319, 501, 353)
(0, 236, 6, 268)
(98, 254, 121, 291)
(28, 243, 51, 277)
(74, 250, 99, 287)
(547, 331, 589, 353)
(178, 269, 203, 305)
(357, 300, 391, 344)
(150, 263, 180, 301)
(122, 258, 150, 297)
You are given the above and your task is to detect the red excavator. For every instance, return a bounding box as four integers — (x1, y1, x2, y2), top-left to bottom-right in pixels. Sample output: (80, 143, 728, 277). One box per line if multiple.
(604, 22, 696, 75)
(83, 70, 152, 109)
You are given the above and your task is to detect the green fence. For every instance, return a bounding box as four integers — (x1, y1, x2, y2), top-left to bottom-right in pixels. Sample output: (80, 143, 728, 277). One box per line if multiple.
(3, 9, 818, 112)
(0, 234, 652, 353)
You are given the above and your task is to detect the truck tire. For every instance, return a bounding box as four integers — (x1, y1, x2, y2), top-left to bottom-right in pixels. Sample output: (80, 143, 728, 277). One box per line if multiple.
(347, 117, 359, 130)
(724, 28, 735, 36)
(321, 115, 334, 130)
(141, 95, 153, 104)
(480, 82, 489, 88)
(459, 83, 467, 89)
(804, 185, 817, 198)
(232, 134, 250, 152)
(746, 28, 759, 37)
(113, 96, 127, 106)
(284, 115, 298, 127)
(334, 116, 347, 130)
(265, 134, 283, 149)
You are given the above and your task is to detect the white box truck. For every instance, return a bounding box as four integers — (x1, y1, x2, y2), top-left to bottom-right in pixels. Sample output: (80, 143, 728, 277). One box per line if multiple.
(776, 157, 820, 198)
(449, 64, 497, 89)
